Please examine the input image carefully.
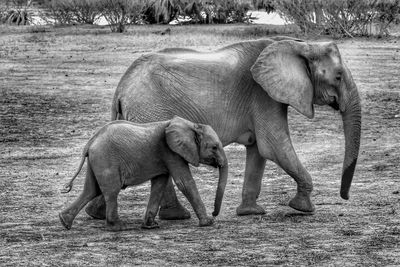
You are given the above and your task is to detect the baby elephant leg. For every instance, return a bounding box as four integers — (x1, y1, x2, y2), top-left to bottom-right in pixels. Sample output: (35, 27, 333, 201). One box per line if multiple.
(142, 174, 169, 229)
(103, 189, 128, 231)
(95, 170, 128, 231)
(169, 163, 214, 227)
(59, 164, 100, 230)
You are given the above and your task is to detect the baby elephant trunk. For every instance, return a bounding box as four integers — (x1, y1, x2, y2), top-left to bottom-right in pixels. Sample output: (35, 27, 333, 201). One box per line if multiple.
(212, 149, 228, 217)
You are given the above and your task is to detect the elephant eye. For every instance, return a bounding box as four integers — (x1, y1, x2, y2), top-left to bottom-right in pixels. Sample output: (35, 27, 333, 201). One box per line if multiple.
(212, 145, 218, 151)
(335, 71, 342, 81)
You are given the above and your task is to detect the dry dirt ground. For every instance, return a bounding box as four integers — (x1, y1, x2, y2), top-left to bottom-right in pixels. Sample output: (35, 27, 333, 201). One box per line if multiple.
(1, 24, 400, 266)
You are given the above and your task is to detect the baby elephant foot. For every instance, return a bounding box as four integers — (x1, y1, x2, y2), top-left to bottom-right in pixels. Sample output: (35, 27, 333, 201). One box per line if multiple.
(106, 220, 129, 232)
(59, 212, 74, 230)
(141, 218, 160, 229)
(289, 192, 315, 213)
(199, 216, 214, 227)
(236, 202, 266, 216)
(158, 205, 191, 220)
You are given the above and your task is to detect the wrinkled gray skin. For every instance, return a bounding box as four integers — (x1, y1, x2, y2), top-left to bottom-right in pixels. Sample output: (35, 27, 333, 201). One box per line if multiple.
(86, 36, 361, 220)
(59, 116, 228, 231)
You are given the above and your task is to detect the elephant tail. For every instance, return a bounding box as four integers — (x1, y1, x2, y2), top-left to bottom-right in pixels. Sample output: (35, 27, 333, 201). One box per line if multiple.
(111, 98, 123, 121)
(60, 143, 90, 194)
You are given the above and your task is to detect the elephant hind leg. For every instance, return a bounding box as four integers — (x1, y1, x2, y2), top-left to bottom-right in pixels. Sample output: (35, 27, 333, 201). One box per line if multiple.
(158, 177, 191, 220)
(103, 190, 128, 231)
(85, 195, 106, 220)
(59, 163, 101, 230)
(236, 143, 267, 216)
(95, 169, 129, 231)
(142, 174, 169, 229)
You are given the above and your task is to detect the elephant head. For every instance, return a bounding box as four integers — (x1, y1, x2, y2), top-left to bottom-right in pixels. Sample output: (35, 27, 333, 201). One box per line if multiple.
(251, 40, 361, 200)
(165, 116, 228, 216)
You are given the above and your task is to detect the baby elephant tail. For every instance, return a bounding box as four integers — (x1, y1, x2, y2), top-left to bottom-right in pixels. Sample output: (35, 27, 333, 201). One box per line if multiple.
(60, 144, 89, 194)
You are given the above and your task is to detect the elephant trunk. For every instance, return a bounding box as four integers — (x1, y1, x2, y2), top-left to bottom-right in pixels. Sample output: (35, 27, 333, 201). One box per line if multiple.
(212, 150, 228, 217)
(340, 85, 361, 200)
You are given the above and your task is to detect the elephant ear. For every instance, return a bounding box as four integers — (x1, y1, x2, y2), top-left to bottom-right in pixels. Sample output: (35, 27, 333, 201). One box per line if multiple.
(165, 116, 200, 167)
(250, 40, 314, 119)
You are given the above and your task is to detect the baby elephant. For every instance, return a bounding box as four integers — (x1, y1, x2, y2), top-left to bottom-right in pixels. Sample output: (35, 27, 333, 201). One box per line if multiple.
(59, 116, 228, 231)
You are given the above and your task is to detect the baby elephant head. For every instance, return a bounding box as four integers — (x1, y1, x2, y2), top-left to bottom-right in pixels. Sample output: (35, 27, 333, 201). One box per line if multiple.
(165, 116, 226, 168)
(165, 116, 228, 216)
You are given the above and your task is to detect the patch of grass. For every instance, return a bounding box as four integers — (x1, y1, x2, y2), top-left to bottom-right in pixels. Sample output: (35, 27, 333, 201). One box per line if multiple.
(386, 226, 400, 235)
(28, 26, 49, 33)
(305, 250, 332, 265)
(1, 23, 299, 49)
(274, 239, 332, 266)
(358, 226, 400, 263)
(339, 228, 363, 236)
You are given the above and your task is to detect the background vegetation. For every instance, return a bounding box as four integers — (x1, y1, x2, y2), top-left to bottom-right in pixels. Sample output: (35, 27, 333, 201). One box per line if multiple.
(274, 0, 400, 37)
(1, 0, 399, 36)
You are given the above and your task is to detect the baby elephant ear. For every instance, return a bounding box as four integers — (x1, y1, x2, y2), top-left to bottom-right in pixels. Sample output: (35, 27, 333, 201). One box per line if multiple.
(165, 116, 200, 167)
(251, 40, 314, 119)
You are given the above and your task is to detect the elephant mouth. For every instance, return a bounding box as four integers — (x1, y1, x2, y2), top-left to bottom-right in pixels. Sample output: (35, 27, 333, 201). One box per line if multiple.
(212, 161, 221, 168)
(329, 100, 340, 111)
(208, 159, 222, 168)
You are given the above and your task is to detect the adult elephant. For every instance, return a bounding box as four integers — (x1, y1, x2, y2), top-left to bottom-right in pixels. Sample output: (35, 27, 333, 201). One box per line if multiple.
(85, 36, 361, 219)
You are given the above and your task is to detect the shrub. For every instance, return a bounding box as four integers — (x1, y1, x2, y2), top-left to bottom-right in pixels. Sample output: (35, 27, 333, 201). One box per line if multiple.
(97, 0, 145, 32)
(274, 0, 400, 37)
(43, 0, 101, 25)
(143, 0, 183, 24)
(215, 0, 253, 23)
(252, 0, 275, 13)
(64, 0, 101, 24)
(143, 0, 254, 24)
(1, 0, 32, 25)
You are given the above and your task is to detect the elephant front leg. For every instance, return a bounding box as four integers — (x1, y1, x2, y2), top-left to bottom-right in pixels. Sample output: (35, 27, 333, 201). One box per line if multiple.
(169, 163, 213, 227)
(158, 177, 191, 220)
(142, 174, 169, 229)
(276, 151, 315, 213)
(236, 144, 267, 216)
(258, 134, 315, 213)
(252, 104, 315, 213)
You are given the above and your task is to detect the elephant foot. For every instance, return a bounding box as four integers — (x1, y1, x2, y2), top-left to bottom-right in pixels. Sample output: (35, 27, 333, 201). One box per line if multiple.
(158, 205, 191, 220)
(59, 212, 74, 230)
(288, 192, 315, 213)
(141, 218, 160, 229)
(236, 202, 266, 216)
(85, 200, 106, 220)
(106, 220, 129, 232)
(199, 216, 214, 227)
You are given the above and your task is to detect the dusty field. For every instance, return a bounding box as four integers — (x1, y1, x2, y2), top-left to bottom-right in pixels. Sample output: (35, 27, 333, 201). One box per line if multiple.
(1, 24, 400, 266)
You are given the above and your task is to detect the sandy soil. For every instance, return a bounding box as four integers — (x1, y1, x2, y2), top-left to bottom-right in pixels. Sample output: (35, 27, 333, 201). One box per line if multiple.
(1, 25, 400, 266)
